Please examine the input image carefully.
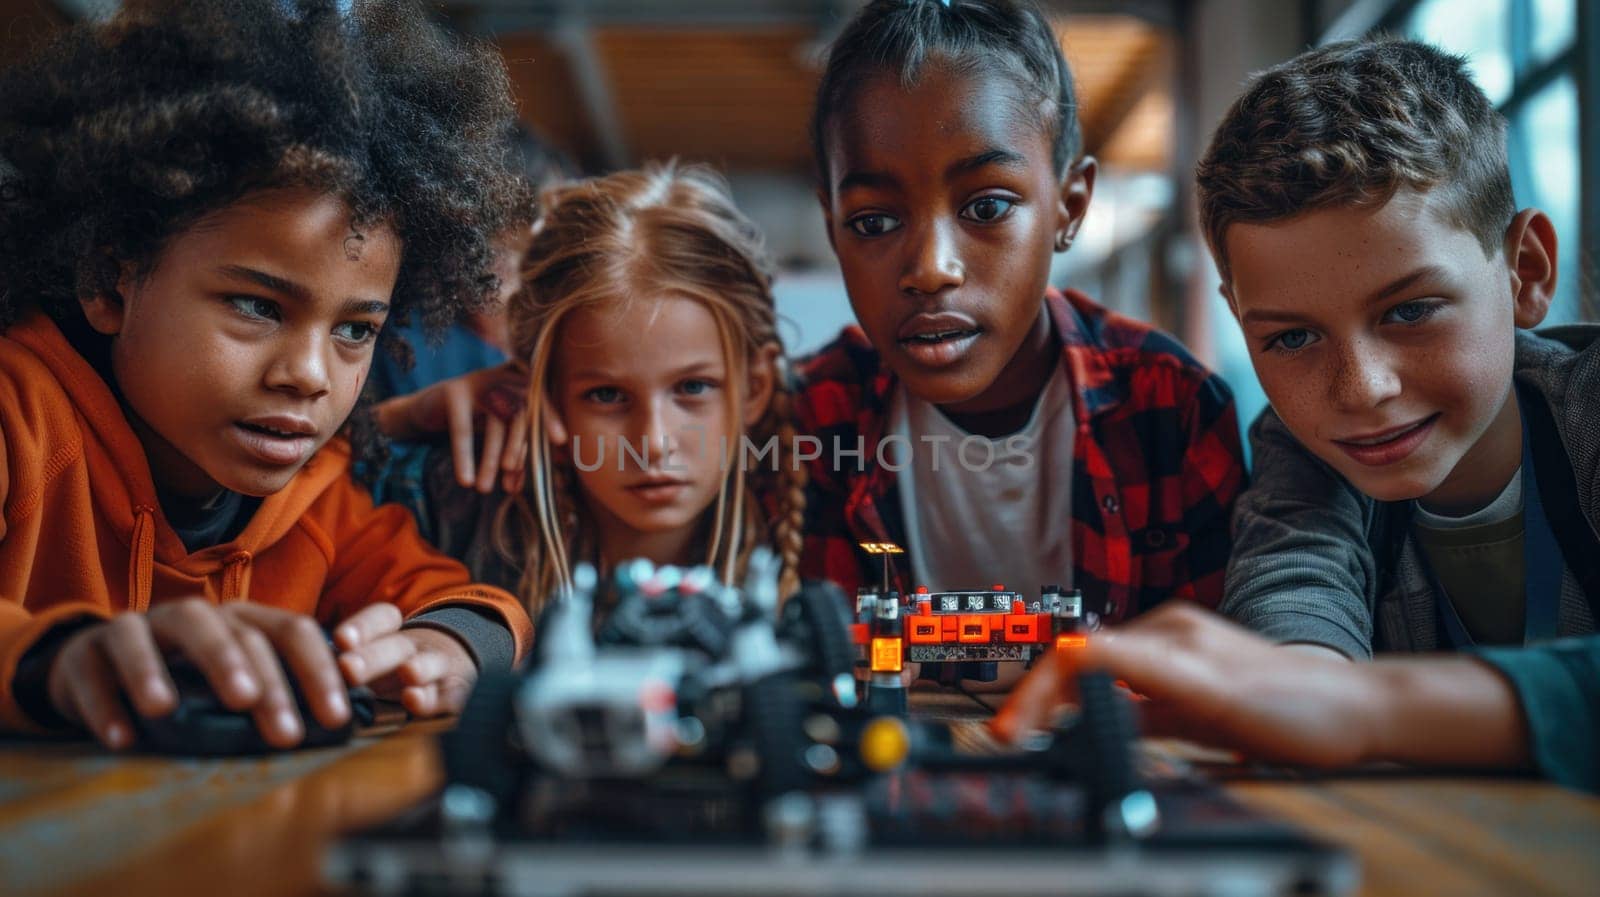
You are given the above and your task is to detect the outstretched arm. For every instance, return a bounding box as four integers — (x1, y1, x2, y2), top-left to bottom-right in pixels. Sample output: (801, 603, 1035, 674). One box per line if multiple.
(992, 603, 1532, 772)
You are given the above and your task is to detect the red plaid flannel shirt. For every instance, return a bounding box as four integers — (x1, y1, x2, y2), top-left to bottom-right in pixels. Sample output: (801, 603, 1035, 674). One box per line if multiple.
(794, 288, 1246, 624)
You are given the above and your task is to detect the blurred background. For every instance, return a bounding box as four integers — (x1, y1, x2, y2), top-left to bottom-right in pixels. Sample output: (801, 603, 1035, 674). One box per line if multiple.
(2, 0, 1592, 440)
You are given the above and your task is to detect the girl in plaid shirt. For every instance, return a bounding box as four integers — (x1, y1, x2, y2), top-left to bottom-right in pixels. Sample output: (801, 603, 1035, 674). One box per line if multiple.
(798, 0, 1246, 685)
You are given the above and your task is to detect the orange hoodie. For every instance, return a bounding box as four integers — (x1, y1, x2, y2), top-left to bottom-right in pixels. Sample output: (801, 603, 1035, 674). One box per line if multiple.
(0, 311, 533, 730)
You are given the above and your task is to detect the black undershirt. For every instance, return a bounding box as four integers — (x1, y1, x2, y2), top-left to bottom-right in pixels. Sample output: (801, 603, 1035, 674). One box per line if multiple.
(156, 486, 262, 554)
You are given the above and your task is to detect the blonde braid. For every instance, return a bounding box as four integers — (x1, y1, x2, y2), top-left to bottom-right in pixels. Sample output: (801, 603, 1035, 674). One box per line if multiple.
(766, 383, 807, 603)
(719, 380, 804, 608)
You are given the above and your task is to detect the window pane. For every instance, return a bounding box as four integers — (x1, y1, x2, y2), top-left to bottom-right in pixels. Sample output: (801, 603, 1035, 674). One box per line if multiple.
(1406, 0, 1513, 104)
(1530, 0, 1576, 66)
(1512, 74, 1581, 323)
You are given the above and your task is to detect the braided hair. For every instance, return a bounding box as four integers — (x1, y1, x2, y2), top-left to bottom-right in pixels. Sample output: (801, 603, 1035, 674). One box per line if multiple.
(497, 161, 806, 611)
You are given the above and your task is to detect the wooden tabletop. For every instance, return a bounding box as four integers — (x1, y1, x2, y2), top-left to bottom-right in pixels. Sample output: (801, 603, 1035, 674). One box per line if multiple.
(3, 711, 1597, 897)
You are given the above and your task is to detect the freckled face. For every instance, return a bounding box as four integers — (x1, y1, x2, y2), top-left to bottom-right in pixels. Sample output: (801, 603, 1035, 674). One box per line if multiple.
(820, 65, 1067, 412)
(105, 187, 399, 499)
(1225, 190, 1520, 508)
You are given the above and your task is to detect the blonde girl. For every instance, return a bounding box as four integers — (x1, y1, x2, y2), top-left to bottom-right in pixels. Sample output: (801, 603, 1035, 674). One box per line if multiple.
(501, 162, 806, 609)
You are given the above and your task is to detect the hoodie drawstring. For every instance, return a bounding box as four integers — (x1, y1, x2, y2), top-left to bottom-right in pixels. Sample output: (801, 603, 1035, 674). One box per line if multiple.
(129, 505, 156, 612)
(222, 551, 252, 603)
(129, 508, 253, 606)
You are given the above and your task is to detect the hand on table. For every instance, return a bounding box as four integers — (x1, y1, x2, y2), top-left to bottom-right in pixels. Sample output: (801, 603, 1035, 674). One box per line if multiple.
(47, 601, 352, 751)
(333, 604, 478, 718)
(990, 602, 1383, 767)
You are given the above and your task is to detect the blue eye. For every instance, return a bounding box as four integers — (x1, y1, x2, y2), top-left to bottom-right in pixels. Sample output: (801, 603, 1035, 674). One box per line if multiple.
(228, 296, 279, 321)
(585, 386, 623, 405)
(1267, 328, 1318, 353)
(847, 214, 902, 237)
(960, 196, 1015, 223)
(678, 378, 716, 397)
(1386, 300, 1439, 325)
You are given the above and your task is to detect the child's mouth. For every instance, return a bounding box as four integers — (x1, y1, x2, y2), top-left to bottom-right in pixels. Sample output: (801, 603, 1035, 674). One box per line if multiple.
(232, 418, 318, 466)
(904, 329, 980, 344)
(896, 313, 982, 368)
(626, 479, 690, 504)
(899, 328, 981, 368)
(1332, 414, 1439, 467)
(239, 422, 303, 438)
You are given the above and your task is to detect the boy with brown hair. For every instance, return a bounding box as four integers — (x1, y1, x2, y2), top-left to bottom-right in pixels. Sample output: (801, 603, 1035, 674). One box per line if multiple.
(1198, 37, 1595, 659)
(996, 37, 1598, 793)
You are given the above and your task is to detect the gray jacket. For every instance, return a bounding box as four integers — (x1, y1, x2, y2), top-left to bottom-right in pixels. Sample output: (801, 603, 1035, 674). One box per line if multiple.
(1222, 326, 1600, 658)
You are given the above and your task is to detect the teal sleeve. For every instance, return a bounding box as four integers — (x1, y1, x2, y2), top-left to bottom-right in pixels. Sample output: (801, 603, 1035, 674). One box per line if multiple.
(1472, 636, 1600, 793)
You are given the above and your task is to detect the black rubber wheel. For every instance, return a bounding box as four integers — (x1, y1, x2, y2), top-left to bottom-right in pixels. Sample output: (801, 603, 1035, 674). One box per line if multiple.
(440, 670, 526, 821)
(777, 580, 856, 687)
(1072, 670, 1140, 842)
(742, 672, 810, 800)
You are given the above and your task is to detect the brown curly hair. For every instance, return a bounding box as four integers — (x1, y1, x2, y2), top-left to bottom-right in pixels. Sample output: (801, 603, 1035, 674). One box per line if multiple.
(1196, 37, 1516, 284)
(0, 0, 524, 360)
(496, 162, 807, 612)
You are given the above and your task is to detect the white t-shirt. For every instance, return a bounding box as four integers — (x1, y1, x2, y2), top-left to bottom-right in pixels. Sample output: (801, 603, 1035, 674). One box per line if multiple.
(887, 367, 1075, 596)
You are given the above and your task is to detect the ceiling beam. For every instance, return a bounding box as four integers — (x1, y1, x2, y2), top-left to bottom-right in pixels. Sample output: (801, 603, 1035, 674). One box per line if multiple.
(444, 0, 1180, 33)
(548, 14, 630, 171)
(1080, 33, 1170, 155)
(444, 0, 841, 31)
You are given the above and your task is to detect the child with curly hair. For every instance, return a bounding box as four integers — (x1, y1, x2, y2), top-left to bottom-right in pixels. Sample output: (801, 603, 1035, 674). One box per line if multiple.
(0, 0, 533, 751)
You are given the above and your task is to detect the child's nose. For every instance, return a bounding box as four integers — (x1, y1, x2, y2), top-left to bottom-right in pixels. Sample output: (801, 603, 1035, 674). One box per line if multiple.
(898, 219, 964, 296)
(1327, 338, 1401, 411)
(634, 401, 683, 467)
(266, 331, 332, 398)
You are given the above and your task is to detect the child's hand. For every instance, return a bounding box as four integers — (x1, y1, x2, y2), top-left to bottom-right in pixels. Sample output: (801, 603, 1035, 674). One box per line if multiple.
(45, 601, 351, 751)
(373, 363, 529, 494)
(990, 602, 1380, 767)
(333, 604, 478, 718)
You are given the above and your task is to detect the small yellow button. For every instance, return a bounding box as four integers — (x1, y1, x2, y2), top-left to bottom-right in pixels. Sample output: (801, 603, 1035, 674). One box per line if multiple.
(860, 717, 910, 772)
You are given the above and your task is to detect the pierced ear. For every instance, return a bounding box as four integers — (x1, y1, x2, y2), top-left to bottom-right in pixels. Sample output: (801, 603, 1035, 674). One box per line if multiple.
(1055, 156, 1098, 248)
(1503, 208, 1558, 329)
(743, 342, 781, 428)
(79, 261, 137, 336)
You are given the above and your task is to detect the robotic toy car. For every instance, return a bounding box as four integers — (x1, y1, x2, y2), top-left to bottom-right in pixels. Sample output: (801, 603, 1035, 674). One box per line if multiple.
(439, 549, 1136, 840)
(328, 549, 1355, 896)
